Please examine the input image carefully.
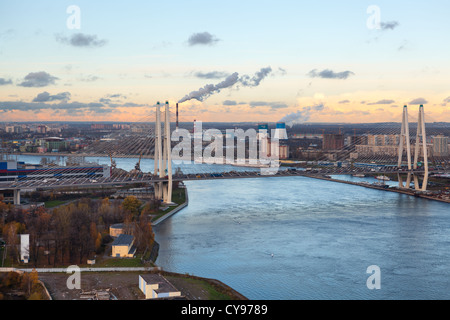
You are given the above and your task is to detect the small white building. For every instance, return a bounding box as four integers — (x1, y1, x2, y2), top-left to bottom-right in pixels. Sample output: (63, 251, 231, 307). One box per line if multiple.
(139, 274, 182, 300)
(20, 234, 29, 264)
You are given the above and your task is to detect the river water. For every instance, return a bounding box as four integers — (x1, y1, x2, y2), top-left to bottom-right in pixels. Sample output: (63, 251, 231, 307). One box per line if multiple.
(15, 155, 450, 300)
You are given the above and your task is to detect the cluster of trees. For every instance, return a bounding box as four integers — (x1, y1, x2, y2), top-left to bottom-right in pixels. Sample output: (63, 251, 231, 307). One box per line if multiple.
(120, 196, 155, 254)
(0, 195, 155, 267)
(0, 270, 46, 300)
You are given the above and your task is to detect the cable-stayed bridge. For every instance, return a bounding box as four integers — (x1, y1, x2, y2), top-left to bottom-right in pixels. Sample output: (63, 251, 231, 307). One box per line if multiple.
(1, 103, 448, 205)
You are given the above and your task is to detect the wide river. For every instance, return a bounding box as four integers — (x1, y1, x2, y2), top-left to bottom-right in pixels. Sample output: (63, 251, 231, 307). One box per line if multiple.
(16, 154, 450, 300)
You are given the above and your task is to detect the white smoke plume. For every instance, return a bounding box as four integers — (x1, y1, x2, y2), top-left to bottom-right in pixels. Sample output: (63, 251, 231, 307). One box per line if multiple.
(239, 67, 272, 87)
(178, 73, 239, 103)
(178, 67, 273, 104)
(280, 104, 324, 127)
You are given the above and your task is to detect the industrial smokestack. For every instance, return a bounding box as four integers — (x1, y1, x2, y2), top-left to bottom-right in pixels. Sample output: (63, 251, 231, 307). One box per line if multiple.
(273, 122, 288, 140)
(176, 103, 179, 132)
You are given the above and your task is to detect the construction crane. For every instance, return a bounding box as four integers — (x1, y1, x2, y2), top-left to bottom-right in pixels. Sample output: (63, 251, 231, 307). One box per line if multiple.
(135, 153, 142, 172)
(109, 153, 117, 170)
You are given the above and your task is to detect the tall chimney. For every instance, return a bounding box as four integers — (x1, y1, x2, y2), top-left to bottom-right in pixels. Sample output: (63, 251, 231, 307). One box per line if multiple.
(176, 103, 179, 132)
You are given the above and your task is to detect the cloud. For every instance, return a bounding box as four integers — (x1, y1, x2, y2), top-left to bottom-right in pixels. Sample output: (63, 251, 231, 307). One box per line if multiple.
(0, 29, 15, 40)
(398, 40, 409, 51)
(194, 71, 229, 79)
(277, 67, 287, 76)
(367, 99, 395, 105)
(339, 100, 350, 104)
(0, 98, 146, 116)
(188, 32, 220, 46)
(106, 93, 127, 99)
(56, 33, 107, 48)
(99, 98, 112, 104)
(307, 69, 355, 80)
(279, 104, 325, 127)
(18, 71, 59, 87)
(32, 91, 71, 102)
(100, 93, 127, 104)
(409, 98, 428, 105)
(380, 21, 399, 31)
(78, 75, 101, 82)
(0, 78, 12, 86)
(249, 101, 288, 110)
(223, 100, 237, 106)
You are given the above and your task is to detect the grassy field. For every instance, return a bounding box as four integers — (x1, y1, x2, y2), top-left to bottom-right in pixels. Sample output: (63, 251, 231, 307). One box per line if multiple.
(91, 257, 148, 268)
(44, 200, 68, 208)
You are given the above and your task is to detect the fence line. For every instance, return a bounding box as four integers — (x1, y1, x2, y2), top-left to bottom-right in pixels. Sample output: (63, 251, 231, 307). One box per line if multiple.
(0, 267, 161, 273)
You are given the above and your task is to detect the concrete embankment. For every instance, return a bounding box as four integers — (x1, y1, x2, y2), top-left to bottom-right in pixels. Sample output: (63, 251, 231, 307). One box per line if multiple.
(307, 174, 450, 204)
(152, 187, 189, 226)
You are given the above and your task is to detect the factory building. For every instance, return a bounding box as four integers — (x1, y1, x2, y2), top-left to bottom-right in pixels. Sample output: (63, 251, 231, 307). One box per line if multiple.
(258, 123, 270, 157)
(257, 123, 290, 159)
(273, 122, 288, 140)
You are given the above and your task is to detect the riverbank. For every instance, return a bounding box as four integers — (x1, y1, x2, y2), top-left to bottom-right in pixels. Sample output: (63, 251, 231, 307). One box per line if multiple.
(307, 174, 450, 204)
(152, 186, 189, 226)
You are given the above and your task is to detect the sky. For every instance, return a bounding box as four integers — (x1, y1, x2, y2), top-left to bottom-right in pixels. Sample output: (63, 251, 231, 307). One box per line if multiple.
(1, 0, 450, 124)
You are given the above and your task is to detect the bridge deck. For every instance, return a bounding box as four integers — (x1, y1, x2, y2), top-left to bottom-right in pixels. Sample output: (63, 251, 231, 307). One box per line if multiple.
(0, 167, 432, 191)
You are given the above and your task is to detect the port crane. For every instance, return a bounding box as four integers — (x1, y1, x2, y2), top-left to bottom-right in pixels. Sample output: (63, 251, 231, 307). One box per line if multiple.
(135, 153, 142, 172)
(109, 153, 117, 170)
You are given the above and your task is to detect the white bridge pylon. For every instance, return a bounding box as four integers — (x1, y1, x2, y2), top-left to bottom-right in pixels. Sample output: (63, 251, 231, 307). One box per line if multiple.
(153, 101, 174, 204)
(397, 105, 429, 191)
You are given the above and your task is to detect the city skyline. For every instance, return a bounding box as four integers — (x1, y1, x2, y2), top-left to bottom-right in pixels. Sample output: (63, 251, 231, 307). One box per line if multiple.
(1, 1, 450, 123)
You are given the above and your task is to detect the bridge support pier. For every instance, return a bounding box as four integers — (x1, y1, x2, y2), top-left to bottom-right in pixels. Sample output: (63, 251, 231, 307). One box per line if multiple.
(13, 189, 21, 206)
(397, 105, 429, 192)
(412, 105, 429, 192)
(153, 101, 174, 205)
(397, 105, 412, 189)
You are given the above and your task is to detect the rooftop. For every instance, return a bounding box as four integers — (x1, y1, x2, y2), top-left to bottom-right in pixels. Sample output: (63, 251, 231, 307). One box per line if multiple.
(111, 234, 134, 246)
(140, 274, 179, 294)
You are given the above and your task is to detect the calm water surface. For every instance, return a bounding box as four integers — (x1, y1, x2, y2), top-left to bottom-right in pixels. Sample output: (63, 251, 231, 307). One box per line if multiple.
(154, 177, 450, 300)
(16, 155, 450, 299)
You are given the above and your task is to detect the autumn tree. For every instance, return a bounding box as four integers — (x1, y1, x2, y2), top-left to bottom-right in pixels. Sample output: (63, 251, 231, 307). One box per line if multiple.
(122, 196, 142, 220)
(2, 221, 26, 263)
(52, 206, 71, 265)
(0, 198, 10, 231)
(25, 207, 51, 266)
